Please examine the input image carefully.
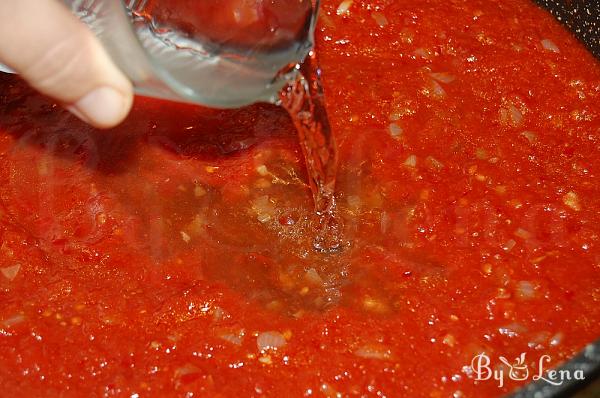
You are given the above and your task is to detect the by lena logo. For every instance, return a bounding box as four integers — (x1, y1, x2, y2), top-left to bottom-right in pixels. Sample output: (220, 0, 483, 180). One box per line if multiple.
(470, 352, 585, 388)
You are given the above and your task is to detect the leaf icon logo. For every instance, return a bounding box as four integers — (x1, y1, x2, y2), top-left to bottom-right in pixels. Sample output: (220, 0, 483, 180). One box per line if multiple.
(499, 353, 529, 381)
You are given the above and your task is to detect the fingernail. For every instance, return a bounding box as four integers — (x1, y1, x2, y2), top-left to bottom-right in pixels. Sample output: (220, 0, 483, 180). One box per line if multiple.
(70, 87, 127, 128)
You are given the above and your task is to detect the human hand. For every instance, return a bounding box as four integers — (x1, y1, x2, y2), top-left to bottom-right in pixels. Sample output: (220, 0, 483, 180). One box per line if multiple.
(0, 0, 133, 128)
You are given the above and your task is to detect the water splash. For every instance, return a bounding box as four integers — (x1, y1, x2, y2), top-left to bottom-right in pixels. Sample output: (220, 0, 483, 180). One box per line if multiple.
(280, 50, 342, 252)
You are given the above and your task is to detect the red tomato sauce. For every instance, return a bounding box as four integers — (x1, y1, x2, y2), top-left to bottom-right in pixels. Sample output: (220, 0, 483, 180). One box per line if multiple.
(0, 0, 599, 396)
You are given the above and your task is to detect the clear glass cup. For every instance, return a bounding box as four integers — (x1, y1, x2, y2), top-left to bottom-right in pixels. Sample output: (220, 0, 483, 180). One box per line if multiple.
(17, 0, 319, 108)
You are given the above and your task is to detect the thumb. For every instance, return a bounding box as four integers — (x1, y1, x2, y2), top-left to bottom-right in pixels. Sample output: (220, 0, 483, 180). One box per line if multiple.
(0, 0, 133, 129)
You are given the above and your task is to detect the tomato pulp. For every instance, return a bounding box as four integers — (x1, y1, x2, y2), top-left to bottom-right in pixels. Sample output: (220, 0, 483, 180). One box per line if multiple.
(0, 0, 599, 397)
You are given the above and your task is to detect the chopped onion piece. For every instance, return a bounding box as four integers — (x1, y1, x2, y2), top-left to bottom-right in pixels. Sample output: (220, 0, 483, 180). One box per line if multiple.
(482, 263, 493, 274)
(218, 330, 245, 346)
(502, 239, 516, 252)
(254, 178, 271, 189)
(175, 363, 200, 376)
(429, 72, 456, 84)
(336, 0, 353, 16)
(516, 281, 536, 299)
(549, 332, 564, 346)
(541, 39, 560, 53)
(426, 156, 444, 170)
(530, 255, 548, 265)
(388, 123, 403, 138)
(257, 331, 286, 351)
(371, 12, 388, 27)
(380, 211, 391, 233)
(413, 48, 433, 59)
(0, 242, 13, 258)
(509, 105, 523, 125)
(252, 195, 277, 223)
(494, 185, 507, 194)
(187, 214, 207, 236)
(514, 228, 531, 240)
(354, 344, 393, 360)
(213, 306, 228, 321)
(362, 296, 388, 313)
(404, 155, 417, 168)
(500, 104, 523, 127)
(37, 158, 50, 176)
(256, 213, 271, 223)
(174, 363, 202, 384)
(521, 131, 538, 143)
(475, 148, 488, 160)
(304, 268, 324, 286)
(180, 231, 191, 243)
(429, 79, 447, 99)
(256, 165, 269, 176)
(1, 264, 20, 281)
(2, 313, 25, 328)
(563, 191, 581, 211)
(193, 185, 206, 197)
(442, 333, 456, 347)
(258, 355, 272, 364)
(347, 195, 361, 210)
(509, 199, 523, 209)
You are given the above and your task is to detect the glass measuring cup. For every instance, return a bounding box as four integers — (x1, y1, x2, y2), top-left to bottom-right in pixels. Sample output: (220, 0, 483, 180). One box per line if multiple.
(28, 0, 318, 108)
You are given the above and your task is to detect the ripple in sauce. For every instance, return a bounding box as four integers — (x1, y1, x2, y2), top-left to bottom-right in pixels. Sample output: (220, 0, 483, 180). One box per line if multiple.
(0, 0, 599, 396)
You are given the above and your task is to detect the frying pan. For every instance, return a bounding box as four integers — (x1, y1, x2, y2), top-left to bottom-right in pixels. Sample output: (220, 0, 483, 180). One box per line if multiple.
(508, 1, 599, 397)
